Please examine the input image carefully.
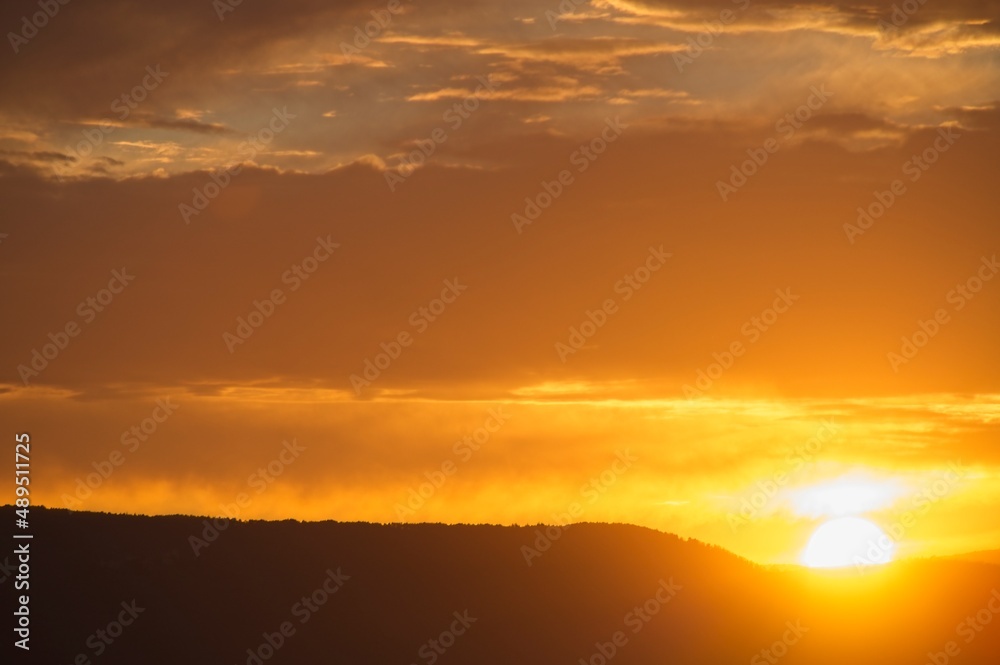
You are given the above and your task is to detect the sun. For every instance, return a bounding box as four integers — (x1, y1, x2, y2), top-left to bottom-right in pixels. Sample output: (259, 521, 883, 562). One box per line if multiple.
(801, 517, 894, 568)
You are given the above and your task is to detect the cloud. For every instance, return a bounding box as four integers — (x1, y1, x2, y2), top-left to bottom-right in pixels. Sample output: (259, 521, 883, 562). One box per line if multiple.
(135, 116, 237, 135)
(4, 383, 997, 563)
(939, 101, 1000, 130)
(0, 149, 76, 164)
(0, 112, 996, 398)
(0, 0, 994, 179)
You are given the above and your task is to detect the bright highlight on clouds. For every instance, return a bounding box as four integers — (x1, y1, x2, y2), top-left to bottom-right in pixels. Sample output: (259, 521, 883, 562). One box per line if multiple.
(0, 0, 997, 177)
(2, 385, 998, 564)
(788, 475, 909, 518)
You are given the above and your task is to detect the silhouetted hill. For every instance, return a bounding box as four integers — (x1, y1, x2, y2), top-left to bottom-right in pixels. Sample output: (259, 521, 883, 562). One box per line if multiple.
(3, 507, 999, 664)
(948, 550, 1000, 567)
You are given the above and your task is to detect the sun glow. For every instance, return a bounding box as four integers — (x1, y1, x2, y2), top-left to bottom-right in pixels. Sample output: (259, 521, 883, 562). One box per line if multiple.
(801, 517, 895, 568)
(789, 475, 906, 518)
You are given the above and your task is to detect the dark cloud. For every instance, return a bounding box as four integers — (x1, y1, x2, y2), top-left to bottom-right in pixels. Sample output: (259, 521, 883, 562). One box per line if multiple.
(800, 113, 900, 134)
(0, 148, 76, 163)
(940, 102, 1000, 130)
(0, 0, 370, 120)
(613, 0, 1000, 30)
(0, 117, 997, 399)
(135, 115, 236, 134)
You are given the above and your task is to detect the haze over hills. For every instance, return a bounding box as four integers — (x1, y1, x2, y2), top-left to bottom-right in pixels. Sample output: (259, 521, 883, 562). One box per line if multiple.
(4, 507, 998, 665)
(948, 550, 1000, 567)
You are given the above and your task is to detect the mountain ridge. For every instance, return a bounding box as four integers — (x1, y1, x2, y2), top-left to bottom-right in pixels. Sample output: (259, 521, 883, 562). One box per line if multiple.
(4, 506, 999, 664)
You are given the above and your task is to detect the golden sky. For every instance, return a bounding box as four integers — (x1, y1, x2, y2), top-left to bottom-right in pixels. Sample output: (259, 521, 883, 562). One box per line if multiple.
(1, 0, 998, 564)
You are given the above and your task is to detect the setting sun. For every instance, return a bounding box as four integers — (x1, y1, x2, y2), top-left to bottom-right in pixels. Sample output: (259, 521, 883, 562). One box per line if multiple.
(801, 517, 895, 568)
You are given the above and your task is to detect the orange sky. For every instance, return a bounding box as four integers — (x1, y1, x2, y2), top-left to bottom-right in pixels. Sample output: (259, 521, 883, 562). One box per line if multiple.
(1, 0, 998, 564)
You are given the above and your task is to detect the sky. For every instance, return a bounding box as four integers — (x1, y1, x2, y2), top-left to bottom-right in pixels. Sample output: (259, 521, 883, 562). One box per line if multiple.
(1, 0, 998, 564)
